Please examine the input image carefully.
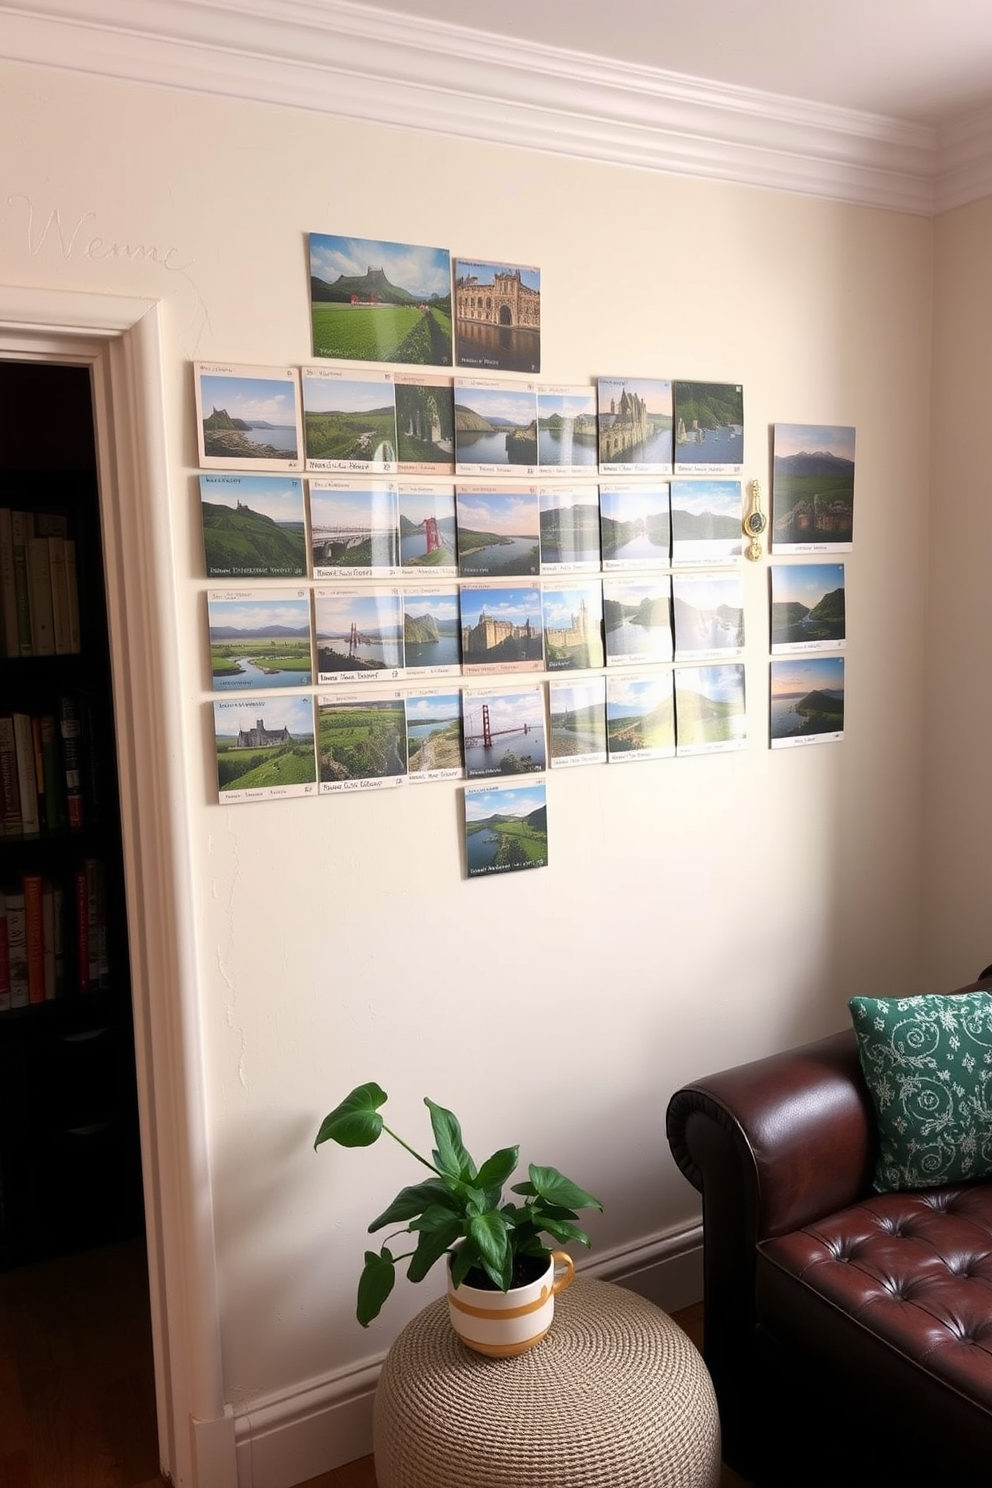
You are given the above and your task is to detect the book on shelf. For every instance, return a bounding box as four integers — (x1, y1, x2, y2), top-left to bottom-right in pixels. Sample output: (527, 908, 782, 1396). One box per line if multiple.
(48, 535, 71, 654)
(0, 508, 79, 657)
(9, 510, 33, 657)
(0, 508, 17, 658)
(39, 712, 67, 831)
(22, 871, 45, 1005)
(0, 716, 20, 836)
(64, 538, 81, 652)
(59, 693, 85, 828)
(26, 535, 56, 656)
(12, 711, 40, 837)
(5, 888, 28, 1009)
(0, 891, 10, 1013)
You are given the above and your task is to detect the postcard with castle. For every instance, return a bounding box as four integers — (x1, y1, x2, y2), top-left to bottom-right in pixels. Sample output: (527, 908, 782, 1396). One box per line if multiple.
(308, 233, 453, 367)
(455, 485, 540, 578)
(770, 656, 845, 748)
(316, 690, 409, 793)
(597, 377, 673, 475)
(398, 484, 458, 576)
(453, 259, 541, 374)
(672, 573, 745, 661)
(194, 363, 303, 473)
(212, 694, 317, 803)
(464, 778, 548, 878)
(459, 583, 544, 675)
(670, 480, 743, 566)
(405, 689, 464, 783)
(395, 374, 456, 474)
(402, 586, 462, 677)
(207, 589, 313, 692)
(301, 366, 398, 474)
(672, 381, 744, 474)
(771, 423, 856, 552)
(538, 485, 601, 573)
(542, 581, 605, 672)
(313, 587, 405, 684)
(675, 663, 747, 755)
(603, 577, 673, 668)
(535, 386, 598, 475)
(599, 482, 671, 570)
(453, 379, 539, 477)
(309, 479, 400, 578)
(549, 677, 607, 769)
(606, 673, 676, 764)
(770, 562, 846, 653)
(199, 474, 307, 579)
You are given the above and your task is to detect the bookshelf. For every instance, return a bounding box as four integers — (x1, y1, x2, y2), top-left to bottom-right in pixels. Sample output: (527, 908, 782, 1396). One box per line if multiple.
(0, 362, 144, 1268)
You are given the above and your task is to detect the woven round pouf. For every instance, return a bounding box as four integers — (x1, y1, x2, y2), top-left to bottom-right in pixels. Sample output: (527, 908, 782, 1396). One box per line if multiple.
(373, 1277, 720, 1488)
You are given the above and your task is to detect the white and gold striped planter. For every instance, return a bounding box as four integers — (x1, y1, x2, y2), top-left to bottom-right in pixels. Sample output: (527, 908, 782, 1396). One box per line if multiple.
(446, 1250, 574, 1357)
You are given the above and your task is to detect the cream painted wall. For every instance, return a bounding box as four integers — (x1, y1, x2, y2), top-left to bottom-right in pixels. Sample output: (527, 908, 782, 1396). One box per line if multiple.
(0, 58, 934, 1473)
(924, 199, 992, 986)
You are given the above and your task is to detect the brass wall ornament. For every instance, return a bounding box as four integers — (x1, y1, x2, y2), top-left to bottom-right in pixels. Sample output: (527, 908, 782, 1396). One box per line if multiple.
(743, 479, 767, 561)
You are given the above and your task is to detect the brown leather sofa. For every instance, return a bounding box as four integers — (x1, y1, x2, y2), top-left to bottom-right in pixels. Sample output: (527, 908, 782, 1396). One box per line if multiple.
(666, 972, 992, 1488)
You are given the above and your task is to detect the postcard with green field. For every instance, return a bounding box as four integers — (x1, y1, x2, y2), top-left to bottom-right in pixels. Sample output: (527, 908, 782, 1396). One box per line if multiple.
(302, 367, 398, 474)
(213, 694, 317, 802)
(673, 381, 744, 473)
(309, 234, 452, 366)
(317, 691, 409, 793)
(606, 673, 675, 763)
(549, 677, 606, 768)
(772, 423, 855, 552)
(675, 664, 747, 755)
(207, 589, 312, 691)
(199, 473, 307, 578)
(464, 779, 548, 878)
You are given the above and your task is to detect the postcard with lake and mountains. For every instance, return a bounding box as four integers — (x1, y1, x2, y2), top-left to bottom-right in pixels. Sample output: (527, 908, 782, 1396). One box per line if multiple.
(309, 479, 400, 577)
(670, 479, 743, 566)
(770, 562, 846, 652)
(406, 690, 464, 782)
(606, 673, 676, 764)
(207, 589, 313, 692)
(301, 367, 398, 474)
(314, 587, 404, 684)
(539, 485, 601, 573)
(398, 484, 458, 575)
(454, 379, 539, 476)
(603, 577, 673, 668)
(453, 259, 541, 375)
(402, 586, 462, 677)
(456, 485, 540, 578)
(549, 677, 606, 768)
(535, 386, 598, 474)
(675, 663, 747, 755)
(599, 483, 671, 569)
(317, 690, 409, 792)
(199, 474, 307, 578)
(460, 583, 544, 674)
(464, 779, 548, 878)
(195, 363, 303, 472)
(395, 373, 455, 473)
(672, 573, 745, 661)
(213, 694, 317, 803)
(309, 233, 453, 367)
(770, 655, 845, 747)
(597, 378, 673, 475)
(673, 382, 744, 474)
(772, 423, 855, 552)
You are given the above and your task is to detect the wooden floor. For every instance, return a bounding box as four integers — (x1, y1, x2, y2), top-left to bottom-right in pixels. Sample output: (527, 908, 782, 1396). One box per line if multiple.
(0, 1241, 750, 1488)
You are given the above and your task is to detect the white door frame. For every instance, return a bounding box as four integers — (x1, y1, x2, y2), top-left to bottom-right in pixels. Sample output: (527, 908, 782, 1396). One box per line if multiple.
(0, 287, 234, 1488)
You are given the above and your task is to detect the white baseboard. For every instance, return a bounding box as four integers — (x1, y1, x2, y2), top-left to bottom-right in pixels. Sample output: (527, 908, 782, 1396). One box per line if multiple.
(234, 1223, 703, 1488)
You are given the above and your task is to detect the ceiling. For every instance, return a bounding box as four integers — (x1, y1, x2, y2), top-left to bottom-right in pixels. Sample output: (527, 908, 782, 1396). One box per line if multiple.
(3, 0, 992, 213)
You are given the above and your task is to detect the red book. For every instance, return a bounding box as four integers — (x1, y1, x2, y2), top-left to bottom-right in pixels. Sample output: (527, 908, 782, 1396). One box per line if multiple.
(22, 872, 45, 1004)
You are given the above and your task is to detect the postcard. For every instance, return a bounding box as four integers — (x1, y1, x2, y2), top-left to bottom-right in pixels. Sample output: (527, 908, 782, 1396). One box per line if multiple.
(460, 583, 544, 674)
(770, 656, 845, 747)
(536, 385, 598, 474)
(402, 585, 462, 676)
(464, 779, 548, 877)
(406, 689, 464, 782)
(606, 673, 676, 763)
(454, 379, 539, 476)
(314, 587, 404, 684)
(597, 377, 673, 475)
(308, 233, 452, 366)
(194, 363, 303, 472)
(673, 382, 744, 473)
(456, 485, 540, 578)
(670, 479, 743, 566)
(603, 577, 673, 667)
(207, 588, 312, 691)
(599, 482, 671, 569)
(301, 366, 397, 473)
(672, 573, 745, 660)
(549, 677, 607, 768)
(675, 664, 747, 755)
(395, 373, 456, 473)
(317, 690, 409, 792)
(309, 479, 399, 577)
(453, 259, 541, 374)
(770, 563, 846, 652)
(213, 694, 317, 802)
(398, 483, 458, 575)
(462, 685, 546, 779)
(771, 423, 855, 552)
(539, 485, 601, 572)
(199, 474, 307, 579)
(542, 581, 605, 672)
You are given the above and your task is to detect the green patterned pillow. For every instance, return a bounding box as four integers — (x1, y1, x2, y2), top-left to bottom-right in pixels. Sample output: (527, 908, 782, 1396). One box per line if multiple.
(849, 992, 992, 1193)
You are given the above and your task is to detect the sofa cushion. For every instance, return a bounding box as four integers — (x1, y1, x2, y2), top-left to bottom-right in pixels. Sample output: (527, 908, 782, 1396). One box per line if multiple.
(849, 991, 992, 1192)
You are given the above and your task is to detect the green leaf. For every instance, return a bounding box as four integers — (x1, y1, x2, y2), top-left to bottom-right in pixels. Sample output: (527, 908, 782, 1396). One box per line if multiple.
(314, 1083, 387, 1150)
(425, 1098, 476, 1179)
(468, 1211, 511, 1289)
(407, 1217, 463, 1283)
(368, 1179, 459, 1232)
(356, 1247, 395, 1327)
(474, 1145, 519, 1193)
(527, 1164, 603, 1213)
(449, 1236, 481, 1287)
(534, 1216, 591, 1247)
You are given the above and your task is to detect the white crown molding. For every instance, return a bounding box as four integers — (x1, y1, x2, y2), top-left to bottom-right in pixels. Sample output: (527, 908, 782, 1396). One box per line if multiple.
(4, 0, 983, 216)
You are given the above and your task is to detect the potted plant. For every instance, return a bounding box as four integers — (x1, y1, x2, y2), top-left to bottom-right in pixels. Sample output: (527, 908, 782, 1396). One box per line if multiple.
(315, 1081, 604, 1355)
